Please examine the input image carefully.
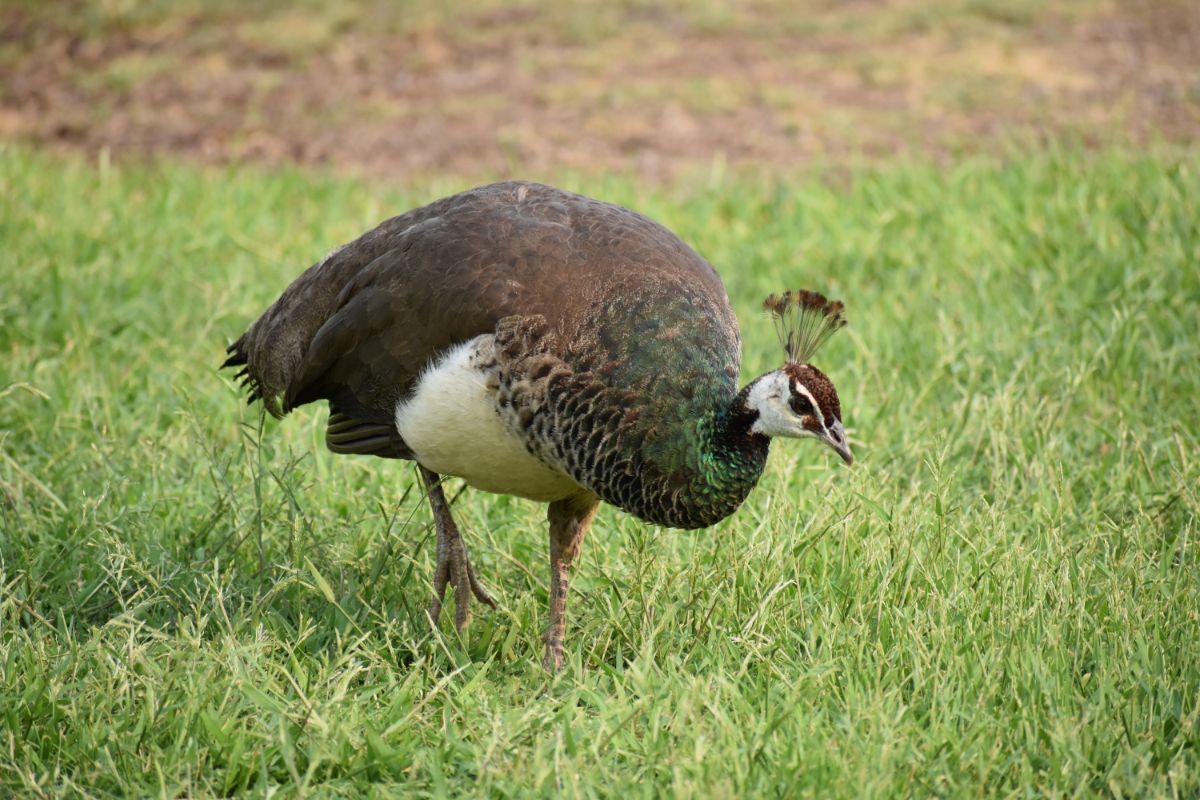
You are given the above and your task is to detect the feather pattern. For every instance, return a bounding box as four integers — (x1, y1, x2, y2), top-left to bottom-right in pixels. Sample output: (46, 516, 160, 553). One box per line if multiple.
(225, 182, 771, 528)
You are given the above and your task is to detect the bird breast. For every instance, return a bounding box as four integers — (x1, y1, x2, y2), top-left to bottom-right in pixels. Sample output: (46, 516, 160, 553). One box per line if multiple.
(394, 335, 582, 503)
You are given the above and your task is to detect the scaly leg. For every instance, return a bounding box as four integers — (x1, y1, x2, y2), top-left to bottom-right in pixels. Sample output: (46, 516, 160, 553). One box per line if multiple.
(421, 466, 496, 634)
(544, 493, 601, 671)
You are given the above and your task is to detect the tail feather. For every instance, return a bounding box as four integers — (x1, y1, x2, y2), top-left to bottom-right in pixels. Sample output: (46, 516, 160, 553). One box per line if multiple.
(222, 197, 442, 419)
(221, 340, 248, 369)
(221, 335, 270, 408)
(220, 219, 403, 417)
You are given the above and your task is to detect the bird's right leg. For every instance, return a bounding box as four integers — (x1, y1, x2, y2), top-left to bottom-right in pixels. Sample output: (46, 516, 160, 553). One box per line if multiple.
(420, 466, 496, 634)
(544, 493, 600, 671)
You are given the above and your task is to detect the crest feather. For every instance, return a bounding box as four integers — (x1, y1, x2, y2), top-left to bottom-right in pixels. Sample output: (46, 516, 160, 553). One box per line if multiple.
(762, 289, 847, 363)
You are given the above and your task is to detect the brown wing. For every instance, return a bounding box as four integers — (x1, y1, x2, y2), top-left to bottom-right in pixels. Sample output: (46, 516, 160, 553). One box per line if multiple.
(224, 181, 735, 433)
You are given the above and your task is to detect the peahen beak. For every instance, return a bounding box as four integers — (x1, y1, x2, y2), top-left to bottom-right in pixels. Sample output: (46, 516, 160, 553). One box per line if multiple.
(825, 419, 854, 466)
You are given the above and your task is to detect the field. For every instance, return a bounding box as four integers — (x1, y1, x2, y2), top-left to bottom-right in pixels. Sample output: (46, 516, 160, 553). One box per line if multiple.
(3, 0, 1200, 795)
(4, 0, 1199, 179)
(2, 145, 1198, 796)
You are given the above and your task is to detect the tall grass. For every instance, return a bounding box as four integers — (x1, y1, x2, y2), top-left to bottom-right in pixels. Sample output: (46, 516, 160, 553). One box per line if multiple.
(1, 147, 1197, 796)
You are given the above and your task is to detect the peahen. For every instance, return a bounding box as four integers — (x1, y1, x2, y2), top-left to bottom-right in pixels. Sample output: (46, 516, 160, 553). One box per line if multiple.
(223, 181, 852, 670)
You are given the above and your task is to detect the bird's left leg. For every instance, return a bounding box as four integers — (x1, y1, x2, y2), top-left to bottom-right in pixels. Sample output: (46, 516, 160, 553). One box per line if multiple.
(420, 466, 496, 635)
(543, 492, 600, 671)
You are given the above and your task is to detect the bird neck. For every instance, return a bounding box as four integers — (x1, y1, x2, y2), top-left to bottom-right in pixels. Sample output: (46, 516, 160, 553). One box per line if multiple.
(651, 381, 770, 530)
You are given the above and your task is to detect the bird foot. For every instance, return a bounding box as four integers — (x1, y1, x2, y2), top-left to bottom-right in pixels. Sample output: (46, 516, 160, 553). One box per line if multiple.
(428, 531, 497, 636)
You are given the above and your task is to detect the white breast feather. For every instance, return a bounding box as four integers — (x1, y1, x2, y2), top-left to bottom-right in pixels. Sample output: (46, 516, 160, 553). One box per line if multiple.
(394, 336, 580, 502)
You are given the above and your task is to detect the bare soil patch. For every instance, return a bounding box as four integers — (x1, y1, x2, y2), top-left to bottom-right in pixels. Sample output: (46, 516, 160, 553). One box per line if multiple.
(2, 0, 1196, 179)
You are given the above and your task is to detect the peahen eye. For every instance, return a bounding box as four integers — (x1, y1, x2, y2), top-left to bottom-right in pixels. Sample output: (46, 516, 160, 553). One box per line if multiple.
(789, 394, 814, 416)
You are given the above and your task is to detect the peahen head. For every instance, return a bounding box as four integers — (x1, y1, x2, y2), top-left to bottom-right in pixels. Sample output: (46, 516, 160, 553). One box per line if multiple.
(743, 290, 853, 465)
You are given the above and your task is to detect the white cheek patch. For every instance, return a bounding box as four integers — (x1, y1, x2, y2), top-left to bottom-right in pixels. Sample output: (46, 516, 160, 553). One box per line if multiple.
(750, 404, 778, 436)
(748, 372, 823, 439)
(748, 373, 788, 436)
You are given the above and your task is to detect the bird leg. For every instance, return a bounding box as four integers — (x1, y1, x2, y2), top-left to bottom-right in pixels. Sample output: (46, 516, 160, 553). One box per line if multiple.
(544, 493, 600, 671)
(420, 466, 496, 634)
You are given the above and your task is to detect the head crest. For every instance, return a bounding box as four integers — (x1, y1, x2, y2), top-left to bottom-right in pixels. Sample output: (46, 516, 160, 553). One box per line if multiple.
(762, 289, 847, 363)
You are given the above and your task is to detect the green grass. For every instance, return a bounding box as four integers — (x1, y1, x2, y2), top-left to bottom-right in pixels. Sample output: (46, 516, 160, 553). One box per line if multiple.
(1, 145, 1198, 797)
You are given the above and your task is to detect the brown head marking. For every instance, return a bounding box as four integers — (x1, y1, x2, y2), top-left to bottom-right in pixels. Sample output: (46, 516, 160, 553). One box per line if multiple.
(782, 362, 842, 425)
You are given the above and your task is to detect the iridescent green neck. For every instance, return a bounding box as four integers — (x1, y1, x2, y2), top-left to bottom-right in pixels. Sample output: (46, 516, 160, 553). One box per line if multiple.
(634, 382, 770, 530)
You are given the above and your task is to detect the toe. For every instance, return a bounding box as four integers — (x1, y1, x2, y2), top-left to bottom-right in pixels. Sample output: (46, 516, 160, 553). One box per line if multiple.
(472, 582, 498, 609)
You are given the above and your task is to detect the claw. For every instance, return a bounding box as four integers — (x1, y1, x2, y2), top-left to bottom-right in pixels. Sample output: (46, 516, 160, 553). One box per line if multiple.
(422, 467, 496, 637)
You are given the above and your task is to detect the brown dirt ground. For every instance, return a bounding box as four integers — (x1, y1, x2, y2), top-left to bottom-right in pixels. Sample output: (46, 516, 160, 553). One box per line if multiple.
(1, 0, 1197, 180)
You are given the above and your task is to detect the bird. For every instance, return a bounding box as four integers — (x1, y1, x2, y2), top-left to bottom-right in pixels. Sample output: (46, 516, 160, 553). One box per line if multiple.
(223, 181, 852, 670)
